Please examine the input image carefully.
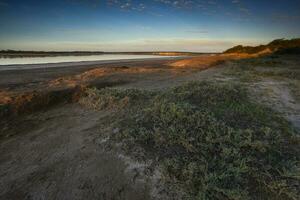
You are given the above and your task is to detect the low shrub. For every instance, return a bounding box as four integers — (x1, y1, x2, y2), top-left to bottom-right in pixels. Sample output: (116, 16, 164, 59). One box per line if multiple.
(86, 82, 300, 200)
(79, 87, 155, 110)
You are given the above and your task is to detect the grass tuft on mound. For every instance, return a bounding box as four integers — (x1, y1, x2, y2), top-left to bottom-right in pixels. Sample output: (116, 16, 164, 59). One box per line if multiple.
(83, 81, 299, 200)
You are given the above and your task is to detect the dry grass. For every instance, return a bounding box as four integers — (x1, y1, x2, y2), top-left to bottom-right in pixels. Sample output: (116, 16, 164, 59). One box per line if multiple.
(49, 66, 163, 88)
(168, 51, 271, 69)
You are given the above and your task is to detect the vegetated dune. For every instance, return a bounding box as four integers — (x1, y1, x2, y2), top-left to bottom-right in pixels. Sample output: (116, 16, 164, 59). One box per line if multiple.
(169, 37, 300, 68)
(168, 49, 272, 68)
(224, 38, 300, 54)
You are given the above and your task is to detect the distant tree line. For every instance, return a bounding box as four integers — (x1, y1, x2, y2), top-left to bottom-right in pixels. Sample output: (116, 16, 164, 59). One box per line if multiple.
(224, 38, 300, 54)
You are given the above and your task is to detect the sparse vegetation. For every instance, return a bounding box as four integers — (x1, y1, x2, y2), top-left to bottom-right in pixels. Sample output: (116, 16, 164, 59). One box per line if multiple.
(224, 55, 300, 104)
(82, 81, 300, 200)
(226, 55, 300, 81)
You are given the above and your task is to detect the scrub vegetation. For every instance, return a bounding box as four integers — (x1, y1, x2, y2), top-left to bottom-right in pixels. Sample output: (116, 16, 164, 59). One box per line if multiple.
(81, 81, 300, 200)
(224, 38, 300, 54)
(225, 54, 300, 103)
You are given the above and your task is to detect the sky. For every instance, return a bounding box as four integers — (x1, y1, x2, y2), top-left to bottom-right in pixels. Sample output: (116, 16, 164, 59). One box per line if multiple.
(0, 0, 300, 52)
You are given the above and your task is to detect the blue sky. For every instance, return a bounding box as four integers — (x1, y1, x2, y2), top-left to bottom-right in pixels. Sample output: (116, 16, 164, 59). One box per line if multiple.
(0, 0, 299, 52)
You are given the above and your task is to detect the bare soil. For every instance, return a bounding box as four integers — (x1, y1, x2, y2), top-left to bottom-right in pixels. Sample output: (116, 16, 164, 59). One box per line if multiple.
(0, 105, 153, 200)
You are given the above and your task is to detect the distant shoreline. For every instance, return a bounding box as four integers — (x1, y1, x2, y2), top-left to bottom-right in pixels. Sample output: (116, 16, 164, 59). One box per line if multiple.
(0, 56, 186, 71)
(0, 51, 214, 58)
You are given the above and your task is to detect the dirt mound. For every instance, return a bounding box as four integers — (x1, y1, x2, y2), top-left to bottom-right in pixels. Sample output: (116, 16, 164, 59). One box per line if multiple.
(0, 90, 13, 105)
(49, 66, 161, 88)
(0, 65, 167, 118)
(0, 87, 85, 117)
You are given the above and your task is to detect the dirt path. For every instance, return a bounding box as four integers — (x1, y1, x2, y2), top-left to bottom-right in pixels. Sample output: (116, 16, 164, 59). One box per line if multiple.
(249, 79, 300, 129)
(0, 104, 151, 200)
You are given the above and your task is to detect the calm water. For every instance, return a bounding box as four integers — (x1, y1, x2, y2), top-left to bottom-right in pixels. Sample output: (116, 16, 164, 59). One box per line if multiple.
(0, 54, 174, 66)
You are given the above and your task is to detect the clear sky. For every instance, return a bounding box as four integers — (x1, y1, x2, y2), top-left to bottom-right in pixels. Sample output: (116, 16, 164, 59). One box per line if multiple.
(0, 0, 299, 52)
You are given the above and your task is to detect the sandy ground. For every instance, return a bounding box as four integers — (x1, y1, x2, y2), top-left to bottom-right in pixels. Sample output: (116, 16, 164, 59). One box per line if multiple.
(249, 79, 300, 129)
(222, 56, 300, 130)
(0, 55, 299, 199)
(0, 105, 153, 200)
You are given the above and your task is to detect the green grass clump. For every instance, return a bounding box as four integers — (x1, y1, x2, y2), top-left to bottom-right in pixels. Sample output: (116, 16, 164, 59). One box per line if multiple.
(79, 87, 154, 110)
(86, 82, 300, 200)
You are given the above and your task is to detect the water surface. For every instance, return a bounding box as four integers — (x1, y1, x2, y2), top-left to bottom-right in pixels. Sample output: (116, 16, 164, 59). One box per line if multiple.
(0, 54, 173, 66)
